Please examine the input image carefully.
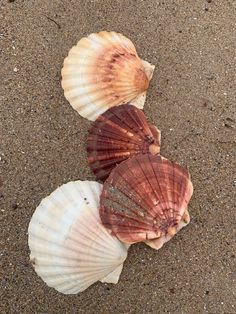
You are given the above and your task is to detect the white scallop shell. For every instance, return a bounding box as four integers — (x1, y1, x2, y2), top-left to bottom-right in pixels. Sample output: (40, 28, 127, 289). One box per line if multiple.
(61, 31, 155, 121)
(28, 180, 129, 294)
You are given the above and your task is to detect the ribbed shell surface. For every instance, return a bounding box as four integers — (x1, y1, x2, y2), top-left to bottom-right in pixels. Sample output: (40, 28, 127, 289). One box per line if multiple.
(87, 104, 161, 181)
(61, 31, 154, 120)
(100, 155, 193, 244)
(145, 209, 190, 250)
(28, 180, 128, 294)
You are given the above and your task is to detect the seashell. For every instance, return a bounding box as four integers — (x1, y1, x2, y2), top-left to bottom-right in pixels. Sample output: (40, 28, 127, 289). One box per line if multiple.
(61, 31, 155, 121)
(100, 154, 193, 248)
(28, 180, 129, 294)
(87, 104, 161, 181)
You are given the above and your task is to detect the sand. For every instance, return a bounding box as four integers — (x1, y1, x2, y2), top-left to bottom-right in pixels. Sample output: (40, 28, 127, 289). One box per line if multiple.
(1, 0, 236, 313)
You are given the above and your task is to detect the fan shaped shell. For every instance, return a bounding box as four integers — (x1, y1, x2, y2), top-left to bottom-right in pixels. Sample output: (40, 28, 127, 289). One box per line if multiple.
(61, 31, 155, 121)
(100, 154, 193, 246)
(28, 181, 128, 294)
(87, 104, 161, 181)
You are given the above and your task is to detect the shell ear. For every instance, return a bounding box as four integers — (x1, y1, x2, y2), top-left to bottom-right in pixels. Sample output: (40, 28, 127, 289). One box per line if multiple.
(61, 31, 154, 121)
(100, 264, 124, 284)
(28, 180, 128, 294)
(145, 209, 191, 250)
(141, 59, 155, 80)
(87, 104, 161, 181)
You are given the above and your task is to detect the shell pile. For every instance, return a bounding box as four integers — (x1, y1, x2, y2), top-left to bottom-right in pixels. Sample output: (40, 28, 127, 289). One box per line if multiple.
(28, 31, 194, 294)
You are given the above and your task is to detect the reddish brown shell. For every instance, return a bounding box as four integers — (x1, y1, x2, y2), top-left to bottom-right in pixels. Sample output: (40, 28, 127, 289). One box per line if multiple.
(99, 154, 193, 245)
(87, 105, 161, 181)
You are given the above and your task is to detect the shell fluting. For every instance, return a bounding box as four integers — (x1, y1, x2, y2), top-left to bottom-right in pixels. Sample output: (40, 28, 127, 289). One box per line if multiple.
(99, 154, 193, 246)
(28, 180, 128, 294)
(87, 104, 161, 181)
(61, 31, 155, 120)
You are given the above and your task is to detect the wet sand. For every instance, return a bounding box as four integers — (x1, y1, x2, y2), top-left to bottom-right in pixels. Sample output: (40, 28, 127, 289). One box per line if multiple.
(1, 0, 236, 313)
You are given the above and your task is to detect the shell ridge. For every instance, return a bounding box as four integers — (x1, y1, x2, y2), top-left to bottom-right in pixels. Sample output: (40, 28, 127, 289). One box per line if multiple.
(89, 152, 131, 163)
(105, 111, 147, 140)
(169, 163, 189, 219)
(135, 155, 167, 220)
(30, 249, 123, 266)
(172, 163, 184, 221)
(92, 118, 142, 141)
(29, 238, 120, 264)
(110, 105, 150, 141)
(90, 156, 129, 170)
(51, 264, 121, 293)
(67, 226, 126, 259)
(125, 106, 153, 140)
(101, 187, 157, 226)
(88, 138, 144, 152)
(154, 159, 174, 222)
(105, 170, 156, 219)
(68, 212, 127, 258)
(36, 265, 119, 279)
(146, 155, 168, 215)
(89, 127, 146, 146)
(101, 205, 156, 231)
(113, 158, 163, 218)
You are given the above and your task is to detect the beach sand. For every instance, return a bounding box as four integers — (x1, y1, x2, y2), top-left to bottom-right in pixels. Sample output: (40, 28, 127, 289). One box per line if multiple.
(1, 0, 235, 313)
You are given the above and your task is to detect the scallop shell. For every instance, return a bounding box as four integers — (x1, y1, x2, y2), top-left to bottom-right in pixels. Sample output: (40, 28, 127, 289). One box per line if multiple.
(87, 104, 161, 181)
(61, 31, 155, 121)
(100, 154, 193, 247)
(28, 180, 129, 294)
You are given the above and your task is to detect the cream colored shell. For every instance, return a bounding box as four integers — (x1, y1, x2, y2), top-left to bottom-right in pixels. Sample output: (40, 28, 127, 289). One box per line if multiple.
(28, 180, 128, 294)
(61, 31, 155, 121)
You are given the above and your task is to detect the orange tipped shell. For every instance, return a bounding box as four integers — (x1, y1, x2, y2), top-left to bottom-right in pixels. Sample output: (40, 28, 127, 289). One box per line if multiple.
(61, 31, 154, 121)
(100, 154, 193, 246)
(87, 104, 161, 181)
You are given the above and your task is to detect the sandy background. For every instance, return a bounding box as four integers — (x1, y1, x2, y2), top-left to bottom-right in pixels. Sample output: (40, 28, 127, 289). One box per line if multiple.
(1, 0, 236, 313)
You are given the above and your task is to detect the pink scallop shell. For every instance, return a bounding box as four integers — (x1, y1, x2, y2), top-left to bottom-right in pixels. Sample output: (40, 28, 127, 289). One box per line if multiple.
(87, 104, 161, 181)
(99, 154, 193, 245)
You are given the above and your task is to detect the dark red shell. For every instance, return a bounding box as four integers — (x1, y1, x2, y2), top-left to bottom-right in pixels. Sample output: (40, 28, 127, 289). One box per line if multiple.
(99, 154, 193, 244)
(87, 104, 161, 181)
